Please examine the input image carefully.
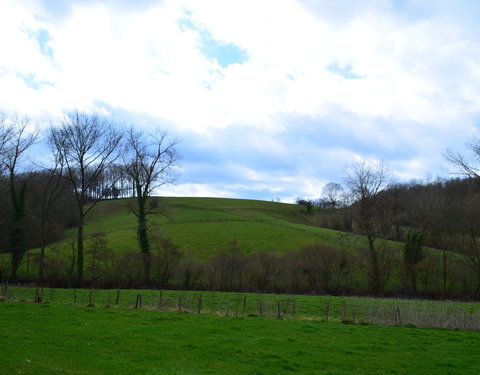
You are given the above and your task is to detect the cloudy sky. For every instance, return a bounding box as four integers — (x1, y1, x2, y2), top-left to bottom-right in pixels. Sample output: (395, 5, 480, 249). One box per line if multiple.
(1, 0, 480, 201)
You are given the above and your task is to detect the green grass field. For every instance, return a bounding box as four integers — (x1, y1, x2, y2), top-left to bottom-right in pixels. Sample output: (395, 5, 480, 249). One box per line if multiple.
(8, 286, 480, 330)
(83, 197, 350, 256)
(1, 300, 479, 375)
(21, 196, 395, 261)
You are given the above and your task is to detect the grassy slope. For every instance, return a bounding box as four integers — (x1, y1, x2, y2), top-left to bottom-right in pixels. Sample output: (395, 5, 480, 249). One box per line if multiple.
(74, 197, 353, 258)
(1, 301, 479, 375)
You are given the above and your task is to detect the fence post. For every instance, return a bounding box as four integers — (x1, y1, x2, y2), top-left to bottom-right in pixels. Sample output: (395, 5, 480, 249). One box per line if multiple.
(392, 304, 397, 326)
(225, 302, 230, 316)
(73, 288, 77, 303)
(88, 290, 93, 305)
(135, 294, 141, 310)
(324, 302, 330, 322)
(341, 301, 347, 320)
(277, 301, 281, 319)
(115, 290, 120, 305)
(198, 295, 202, 314)
(178, 296, 182, 312)
(34, 286, 42, 303)
(293, 298, 296, 315)
(243, 296, 247, 312)
(157, 291, 163, 310)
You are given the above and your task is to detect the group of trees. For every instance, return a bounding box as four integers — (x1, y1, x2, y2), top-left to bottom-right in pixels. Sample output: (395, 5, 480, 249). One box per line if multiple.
(0, 112, 178, 286)
(298, 141, 480, 298)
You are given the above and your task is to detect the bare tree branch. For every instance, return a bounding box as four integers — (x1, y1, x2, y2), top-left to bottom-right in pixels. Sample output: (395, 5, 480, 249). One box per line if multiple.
(48, 111, 125, 284)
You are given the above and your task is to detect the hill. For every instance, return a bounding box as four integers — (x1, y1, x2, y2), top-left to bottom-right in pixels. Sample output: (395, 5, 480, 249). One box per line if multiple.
(81, 197, 349, 258)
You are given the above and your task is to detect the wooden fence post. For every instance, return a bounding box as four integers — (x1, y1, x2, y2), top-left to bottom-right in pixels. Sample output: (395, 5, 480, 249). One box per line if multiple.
(115, 290, 120, 305)
(135, 294, 142, 310)
(324, 302, 330, 322)
(198, 295, 202, 314)
(159, 291, 164, 310)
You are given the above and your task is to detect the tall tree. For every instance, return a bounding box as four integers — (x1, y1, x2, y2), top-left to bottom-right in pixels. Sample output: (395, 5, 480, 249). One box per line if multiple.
(0, 114, 14, 272)
(445, 139, 480, 182)
(345, 160, 392, 295)
(36, 153, 67, 284)
(321, 182, 344, 209)
(123, 128, 178, 284)
(2, 116, 38, 279)
(0, 114, 14, 173)
(403, 231, 424, 293)
(49, 112, 124, 284)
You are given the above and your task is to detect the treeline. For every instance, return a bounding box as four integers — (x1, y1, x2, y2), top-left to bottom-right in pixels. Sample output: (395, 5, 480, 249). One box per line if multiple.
(298, 161, 480, 299)
(9, 237, 469, 300)
(0, 112, 178, 285)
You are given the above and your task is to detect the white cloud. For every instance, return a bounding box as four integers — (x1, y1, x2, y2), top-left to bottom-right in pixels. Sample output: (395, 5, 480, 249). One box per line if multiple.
(2, 0, 480, 199)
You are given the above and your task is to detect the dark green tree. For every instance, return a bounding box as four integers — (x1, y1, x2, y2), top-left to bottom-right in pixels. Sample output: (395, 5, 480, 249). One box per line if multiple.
(403, 231, 424, 293)
(123, 128, 178, 284)
(2, 116, 37, 279)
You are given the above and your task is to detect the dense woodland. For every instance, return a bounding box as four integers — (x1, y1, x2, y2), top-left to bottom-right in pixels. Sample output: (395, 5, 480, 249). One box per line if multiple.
(2, 112, 480, 300)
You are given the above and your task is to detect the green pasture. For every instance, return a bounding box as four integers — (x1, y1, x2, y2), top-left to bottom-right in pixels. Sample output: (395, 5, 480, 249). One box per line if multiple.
(7, 286, 480, 330)
(15, 197, 364, 262)
(1, 300, 479, 374)
(84, 197, 350, 256)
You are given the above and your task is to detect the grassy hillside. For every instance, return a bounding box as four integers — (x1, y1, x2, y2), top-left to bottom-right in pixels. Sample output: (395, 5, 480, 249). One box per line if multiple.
(77, 197, 351, 258)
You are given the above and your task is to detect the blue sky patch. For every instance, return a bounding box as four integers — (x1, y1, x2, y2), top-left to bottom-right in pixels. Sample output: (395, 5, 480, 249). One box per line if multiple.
(178, 14, 248, 68)
(17, 72, 53, 90)
(37, 28, 53, 58)
(327, 63, 363, 79)
(199, 35, 248, 68)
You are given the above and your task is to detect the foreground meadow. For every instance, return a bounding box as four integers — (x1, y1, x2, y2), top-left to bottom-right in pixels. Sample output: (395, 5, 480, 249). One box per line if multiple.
(1, 299, 480, 374)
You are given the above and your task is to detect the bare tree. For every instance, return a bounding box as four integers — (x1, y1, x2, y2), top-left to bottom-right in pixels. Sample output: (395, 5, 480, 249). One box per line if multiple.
(49, 112, 124, 284)
(36, 151, 66, 284)
(445, 141, 480, 296)
(122, 128, 179, 284)
(445, 139, 480, 183)
(2, 116, 38, 279)
(0, 114, 14, 175)
(321, 182, 345, 209)
(345, 160, 393, 295)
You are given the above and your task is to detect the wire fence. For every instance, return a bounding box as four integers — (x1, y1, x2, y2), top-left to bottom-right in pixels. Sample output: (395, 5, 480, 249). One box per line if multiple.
(2, 283, 480, 330)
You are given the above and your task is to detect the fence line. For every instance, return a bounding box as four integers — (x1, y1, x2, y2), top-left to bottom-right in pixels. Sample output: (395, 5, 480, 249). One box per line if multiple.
(1, 285, 480, 330)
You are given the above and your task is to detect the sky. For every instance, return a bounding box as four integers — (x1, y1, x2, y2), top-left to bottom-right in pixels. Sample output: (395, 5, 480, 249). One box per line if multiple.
(1, 0, 480, 202)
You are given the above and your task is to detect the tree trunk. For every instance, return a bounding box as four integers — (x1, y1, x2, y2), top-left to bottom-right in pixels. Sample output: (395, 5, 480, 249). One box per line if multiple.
(368, 238, 382, 296)
(137, 196, 151, 285)
(77, 218, 84, 286)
